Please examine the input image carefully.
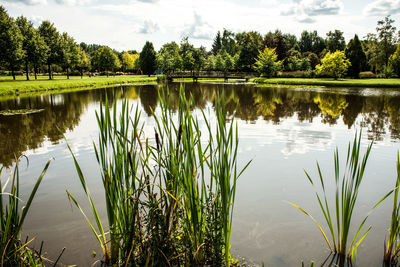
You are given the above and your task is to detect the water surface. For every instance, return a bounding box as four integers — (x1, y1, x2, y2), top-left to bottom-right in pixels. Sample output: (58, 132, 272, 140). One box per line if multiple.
(1, 83, 400, 266)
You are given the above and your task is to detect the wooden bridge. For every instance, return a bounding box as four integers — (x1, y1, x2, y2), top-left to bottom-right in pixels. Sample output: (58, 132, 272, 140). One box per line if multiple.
(165, 71, 257, 82)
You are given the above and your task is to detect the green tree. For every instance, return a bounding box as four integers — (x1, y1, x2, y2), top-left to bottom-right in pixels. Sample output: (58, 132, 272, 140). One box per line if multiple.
(389, 43, 400, 76)
(139, 41, 157, 76)
(193, 46, 206, 71)
(236, 31, 262, 71)
(316, 51, 351, 79)
(60, 32, 80, 79)
(121, 52, 135, 72)
(215, 53, 225, 71)
(299, 30, 326, 55)
(38, 20, 62, 79)
(221, 29, 237, 56)
(212, 31, 222, 55)
(0, 6, 24, 80)
(262, 30, 288, 60)
(377, 15, 397, 66)
(77, 48, 90, 78)
(93, 46, 121, 76)
(157, 42, 181, 73)
(345, 34, 367, 78)
(253, 47, 281, 77)
(326, 30, 346, 52)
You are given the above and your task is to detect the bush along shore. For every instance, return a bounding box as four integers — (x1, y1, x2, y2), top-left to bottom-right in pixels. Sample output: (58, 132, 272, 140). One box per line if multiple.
(4, 86, 400, 266)
(0, 75, 158, 95)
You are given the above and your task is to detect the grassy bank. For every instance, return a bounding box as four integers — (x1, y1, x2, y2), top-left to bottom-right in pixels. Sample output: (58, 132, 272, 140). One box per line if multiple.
(251, 77, 400, 88)
(0, 75, 157, 95)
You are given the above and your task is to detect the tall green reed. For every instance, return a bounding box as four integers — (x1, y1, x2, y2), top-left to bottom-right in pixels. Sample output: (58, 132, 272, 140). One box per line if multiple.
(66, 85, 249, 266)
(291, 133, 391, 260)
(384, 153, 400, 266)
(0, 157, 50, 266)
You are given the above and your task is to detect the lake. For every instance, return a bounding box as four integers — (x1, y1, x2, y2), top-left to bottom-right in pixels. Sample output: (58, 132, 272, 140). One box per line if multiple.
(1, 82, 399, 266)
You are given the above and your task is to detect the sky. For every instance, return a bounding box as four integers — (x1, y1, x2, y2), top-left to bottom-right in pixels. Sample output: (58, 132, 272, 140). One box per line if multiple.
(1, 0, 400, 52)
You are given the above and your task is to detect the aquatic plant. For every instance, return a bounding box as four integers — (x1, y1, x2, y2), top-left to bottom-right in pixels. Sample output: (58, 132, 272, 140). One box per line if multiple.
(291, 133, 391, 260)
(0, 157, 50, 266)
(384, 153, 400, 266)
(66, 85, 249, 266)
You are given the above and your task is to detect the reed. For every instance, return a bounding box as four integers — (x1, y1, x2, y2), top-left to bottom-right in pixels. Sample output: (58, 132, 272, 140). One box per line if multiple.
(66, 85, 249, 266)
(0, 157, 50, 266)
(383, 153, 400, 266)
(291, 133, 391, 259)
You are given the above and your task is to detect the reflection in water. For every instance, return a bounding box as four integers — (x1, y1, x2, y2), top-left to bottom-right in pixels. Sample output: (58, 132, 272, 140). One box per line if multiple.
(1, 84, 400, 167)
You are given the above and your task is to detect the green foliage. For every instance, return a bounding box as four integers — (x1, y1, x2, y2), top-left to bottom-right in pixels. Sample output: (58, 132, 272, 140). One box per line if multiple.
(389, 43, 400, 77)
(236, 31, 262, 71)
(212, 30, 222, 55)
(384, 154, 400, 265)
(215, 53, 225, 70)
(345, 35, 367, 78)
(157, 41, 182, 72)
(0, 6, 24, 80)
(299, 30, 326, 55)
(38, 20, 62, 79)
(120, 51, 135, 71)
(93, 46, 120, 75)
(60, 32, 80, 78)
(316, 51, 351, 79)
(262, 30, 289, 60)
(326, 30, 346, 52)
(291, 133, 392, 260)
(139, 41, 157, 75)
(253, 47, 281, 77)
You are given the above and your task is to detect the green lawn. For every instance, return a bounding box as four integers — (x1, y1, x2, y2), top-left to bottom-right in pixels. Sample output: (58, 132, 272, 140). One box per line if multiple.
(0, 75, 158, 95)
(251, 77, 400, 88)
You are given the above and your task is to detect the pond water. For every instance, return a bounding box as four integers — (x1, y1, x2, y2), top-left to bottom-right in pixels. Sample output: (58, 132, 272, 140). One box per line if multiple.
(1, 83, 400, 266)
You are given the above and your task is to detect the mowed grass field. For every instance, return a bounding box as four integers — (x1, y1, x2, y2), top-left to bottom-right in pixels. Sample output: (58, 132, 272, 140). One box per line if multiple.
(251, 77, 400, 88)
(0, 75, 158, 95)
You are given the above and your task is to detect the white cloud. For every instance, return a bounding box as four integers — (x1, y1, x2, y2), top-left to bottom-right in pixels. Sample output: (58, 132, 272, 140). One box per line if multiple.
(137, 20, 159, 34)
(281, 0, 343, 23)
(181, 12, 213, 40)
(54, 0, 92, 5)
(3, 0, 47, 5)
(29, 15, 44, 26)
(364, 0, 400, 16)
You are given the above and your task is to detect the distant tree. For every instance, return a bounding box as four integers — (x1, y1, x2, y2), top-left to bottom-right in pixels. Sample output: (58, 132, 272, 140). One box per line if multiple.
(223, 51, 235, 70)
(299, 30, 326, 55)
(326, 30, 346, 52)
(283, 33, 299, 51)
(77, 48, 90, 78)
(0, 6, 24, 80)
(205, 55, 215, 70)
(377, 15, 397, 66)
(38, 20, 62, 79)
(193, 46, 207, 71)
(253, 47, 281, 77)
(316, 51, 351, 79)
(132, 53, 140, 70)
(221, 29, 236, 56)
(183, 52, 195, 72)
(157, 42, 181, 73)
(16, 16, 38, 80)
(215, 53, 225, 71)
(345, 34, 366, 77)
(389, 43, 400, 76)
(139, 41, 157, 76)
(262, 30, 288, 60)
(212, 31, 222, 55)
(93, 46, 121, 76)
(60, 32, 80, 79)
(121, 52, 135, 72)
(236, 31, 262, 71)
(303, 52, 320, 69)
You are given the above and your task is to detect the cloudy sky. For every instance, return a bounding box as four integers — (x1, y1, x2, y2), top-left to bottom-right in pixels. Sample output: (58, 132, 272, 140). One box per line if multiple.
(1, 0, 400, 52)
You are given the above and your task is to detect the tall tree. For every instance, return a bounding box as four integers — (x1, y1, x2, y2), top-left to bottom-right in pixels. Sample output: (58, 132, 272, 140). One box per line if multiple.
(299, 30, 326, 55)
(345, 34, 366, 77)
(262, 30, 288, 60)
(121, 52, 135, 72)
(157, 41, 182, 73)
(253, 47, 281, 77)
(193, 46, 207, 71)
(212, 31, 222, 55)
(316, 51, 351, 79)
(38, 20, 62, 79)
(326, 30, 346, 52)
(221, 29, 236, 56)
(60, 32, 80, 79)
(236, 31, 262, 71)
(93, 46, 121, 76)
(0, 6, 24, 80)
(77, 48, 90, 78)
(139, 41, 157, 76)
(16, 16, 48, 80)
(377, 15, 397, 66)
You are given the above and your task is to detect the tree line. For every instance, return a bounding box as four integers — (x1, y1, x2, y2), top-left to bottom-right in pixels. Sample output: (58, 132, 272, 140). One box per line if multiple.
(2, 5, 400, 80)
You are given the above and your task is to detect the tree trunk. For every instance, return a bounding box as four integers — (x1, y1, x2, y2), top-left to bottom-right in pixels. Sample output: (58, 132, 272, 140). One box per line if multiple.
(34, 66, 37, 80)
(11, 69, 15, 80)
(107, 71, 109, 77)
(25, 60, 29, 80)
(80, 68, 83, 79)
(66, 68, 69, 79)
(48, 63, 52, 80)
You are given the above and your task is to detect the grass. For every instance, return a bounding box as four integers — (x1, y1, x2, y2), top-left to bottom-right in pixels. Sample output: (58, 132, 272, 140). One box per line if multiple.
(291, 133, 392, 261)
(0, 157, 51, 266)
(252, 77, 400, 88)
(65, 85, 249, 266)
(384, 153, 400, 266)
(0, 75, 157, 95)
